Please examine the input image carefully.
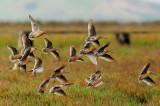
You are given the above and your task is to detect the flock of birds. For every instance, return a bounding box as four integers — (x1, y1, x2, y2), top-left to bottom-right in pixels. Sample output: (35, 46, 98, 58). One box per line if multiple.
(7, 15, 156, 96)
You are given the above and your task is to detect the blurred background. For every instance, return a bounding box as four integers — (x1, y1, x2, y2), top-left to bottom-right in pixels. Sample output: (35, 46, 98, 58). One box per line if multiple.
(0, 0, 160, 47)
(0, 0, 160, 32)
(1, 0, 160, 22)
(1, 1, 160, 105)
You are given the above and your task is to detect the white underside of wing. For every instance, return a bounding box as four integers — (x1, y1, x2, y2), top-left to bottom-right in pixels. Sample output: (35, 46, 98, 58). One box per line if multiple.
(95, 81, 103, 87)
(56, 77, 63, 82)
(49, 87, 54, 94)
(84, 53, 97, 65)
(32, 68, 43, 75)
(54, 91, 65, 96)
(99, 56, 114, 62)
(142, 79, 156, 86)
(12, 63, 19, 70)
(10, 59, 17, 63)
(9, 55, 16, 63)
(50, 52, 57, 59)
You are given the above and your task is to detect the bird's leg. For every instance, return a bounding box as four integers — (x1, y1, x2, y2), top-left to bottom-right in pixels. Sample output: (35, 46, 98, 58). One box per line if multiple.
(64, 71, 70, 74)
(102, 37, 107, 39)
(151, 71, 156, 75)
(44, 67, 51, 71)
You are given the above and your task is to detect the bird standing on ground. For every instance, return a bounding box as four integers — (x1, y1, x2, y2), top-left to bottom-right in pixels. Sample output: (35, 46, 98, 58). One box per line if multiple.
(138, 61, 156, 86)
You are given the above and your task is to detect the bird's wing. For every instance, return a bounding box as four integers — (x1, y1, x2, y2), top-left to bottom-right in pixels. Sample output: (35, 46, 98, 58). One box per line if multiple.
(54, 65, 66, 73)
(29, 15, 39, 32)
(54, 89, 66, 96)
(84, 52, 97, 65)
(142, 77, 156, 86)
(97, 42, 111, 53)
(49, 86, 54, 94)
(83, 43, 91, 49)
(92, 40, 100, 46)
(99, 54, 115, 62)
(20, 48, 25, 55)
(7, 44, 19, 55)
(140, 61, 150, 75)
(90, 74, 97, 81)
(20, 64, 26, 72)
(34, 57, 42, 69)
(88, 19, 96, 37)
(56, 75, 68, 83)
(29, 52, 34, 58)
(21, 34, 32, 49)
(95, 81, 103, 87)
(50, 51, 60, 61)
(44, 38, 53, 48)
(70, 46, 76, 57)
(38, 78, 50, 91)
(20, 47, 31, 61)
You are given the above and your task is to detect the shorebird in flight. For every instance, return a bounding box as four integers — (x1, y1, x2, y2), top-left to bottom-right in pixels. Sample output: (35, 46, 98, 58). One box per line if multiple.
(18, 47, 32, 66)
(50, 65, 68, 83)
(138, 61, 156, 86)
(68, 45, 83, 63)
(28, 15, 47, 40)
(95, 42, 114, 62)
(21, 34, 36, 57)
(7, 44, 22, 62)
(95, 42, 111, 55)
(85, 67, 104, 88)
(10, 62, 26, 72)
(79, 43, 97, 65)
(49, 83, 73, 96)
(7, 44, 26, 71)
(85, 19, 106, 46)
(37, 78, 50, 95)
(42, 38, 61, 61)
(28, 56, 48, 75)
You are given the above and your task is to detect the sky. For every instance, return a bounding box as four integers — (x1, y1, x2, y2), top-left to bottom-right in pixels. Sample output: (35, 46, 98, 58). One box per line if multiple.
(0, 0, 160, 23)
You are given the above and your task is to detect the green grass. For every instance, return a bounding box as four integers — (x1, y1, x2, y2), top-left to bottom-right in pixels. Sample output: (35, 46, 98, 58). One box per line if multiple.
(0, 32, 160, 105)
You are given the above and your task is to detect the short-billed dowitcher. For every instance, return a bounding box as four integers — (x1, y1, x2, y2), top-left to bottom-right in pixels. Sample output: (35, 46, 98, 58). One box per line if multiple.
(79, 43, 97, 65)
(138, 61, 156, 86)
(95, 43, 114, 62)
(50, 65, 68, 83)
(68, 45, 83, 63)
(37, 78, 50, 95)
(85, 19, 106, 46)
(7, 44, 22, 62)
(49, 83, 73, 96)
(86, 67, 105, 88)
(42, 38, 60, 61)
(28, 15, 47, 40)
(29, 56, 48, 75)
